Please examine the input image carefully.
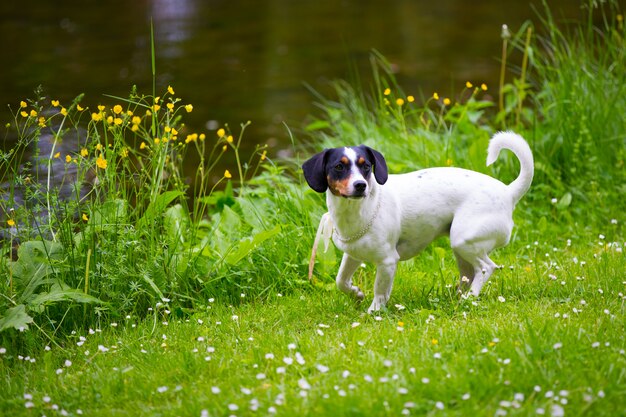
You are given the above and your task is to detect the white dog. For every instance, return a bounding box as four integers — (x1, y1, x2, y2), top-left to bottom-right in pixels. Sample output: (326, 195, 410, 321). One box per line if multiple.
(303, 132, 533, 312)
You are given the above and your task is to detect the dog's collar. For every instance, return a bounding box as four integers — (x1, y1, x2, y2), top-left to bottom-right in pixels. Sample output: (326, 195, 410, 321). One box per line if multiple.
(333, 197, 382, 243)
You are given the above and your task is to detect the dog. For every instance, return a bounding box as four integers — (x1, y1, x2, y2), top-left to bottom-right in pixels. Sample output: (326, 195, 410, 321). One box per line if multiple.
(302, 131, 533, 312)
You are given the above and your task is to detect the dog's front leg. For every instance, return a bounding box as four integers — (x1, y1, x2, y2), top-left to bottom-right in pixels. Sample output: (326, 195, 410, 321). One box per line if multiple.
(368, 257, 399, 313)
(336, 253, 365, 301)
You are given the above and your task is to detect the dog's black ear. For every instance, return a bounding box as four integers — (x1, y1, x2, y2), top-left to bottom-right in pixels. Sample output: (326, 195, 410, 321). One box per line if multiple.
(302, 149, 329, 192)
(361, 145, 388, 185)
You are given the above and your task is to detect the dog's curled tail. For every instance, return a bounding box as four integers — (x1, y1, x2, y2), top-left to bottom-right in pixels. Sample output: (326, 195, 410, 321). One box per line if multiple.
(486, 131, 534, 204)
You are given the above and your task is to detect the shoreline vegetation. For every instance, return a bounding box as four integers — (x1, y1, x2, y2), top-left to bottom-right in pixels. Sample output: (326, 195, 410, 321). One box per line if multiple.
(1, 1, 625, 416)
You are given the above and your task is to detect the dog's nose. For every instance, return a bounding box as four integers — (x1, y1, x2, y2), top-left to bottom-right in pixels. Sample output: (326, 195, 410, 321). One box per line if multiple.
(354, 181, 367, 193)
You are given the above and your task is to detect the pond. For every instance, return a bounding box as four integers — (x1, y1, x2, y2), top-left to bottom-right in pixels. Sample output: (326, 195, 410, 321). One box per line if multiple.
(1, 0, 582, 167)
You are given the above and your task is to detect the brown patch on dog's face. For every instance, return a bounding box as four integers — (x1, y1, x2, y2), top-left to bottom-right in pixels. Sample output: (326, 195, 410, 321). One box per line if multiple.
(327, 176, 351, 196)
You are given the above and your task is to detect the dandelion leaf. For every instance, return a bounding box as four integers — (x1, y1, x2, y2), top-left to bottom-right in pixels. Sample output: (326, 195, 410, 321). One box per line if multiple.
(0, 304, 34, 333)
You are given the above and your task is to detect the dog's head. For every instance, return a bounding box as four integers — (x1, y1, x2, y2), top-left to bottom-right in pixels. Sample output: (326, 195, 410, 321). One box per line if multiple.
(302, 145, 388, 198)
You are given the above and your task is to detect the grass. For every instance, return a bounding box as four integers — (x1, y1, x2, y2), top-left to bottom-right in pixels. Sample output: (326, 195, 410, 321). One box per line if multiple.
(1, 229, 625, 416)
(1, 0, 625, 415)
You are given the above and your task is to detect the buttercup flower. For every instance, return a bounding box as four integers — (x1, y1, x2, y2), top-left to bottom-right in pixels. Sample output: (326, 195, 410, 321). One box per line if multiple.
(81, 148, 88, 157)
(96, 156, 107, 169)
(396, 98, 405, 106)
(52, 100, 60, 107)
(167, 85, 175, 95)
(185, 104, 193, 113)
(407, 95, 415, 103)
(65, 155, 72, 163)
(443, 98, 451, 106)
(384, 88, 391, 96)
(7, 219, 15, 227)
(224, 170, 232, 179)
(113, 105, 123, 115)
(481, 83, 488, 91)
(433, 92, 440, 100)
(20, 101, 27, 108)
(466, 81, 473, 88)
(217, 128, 226, 138)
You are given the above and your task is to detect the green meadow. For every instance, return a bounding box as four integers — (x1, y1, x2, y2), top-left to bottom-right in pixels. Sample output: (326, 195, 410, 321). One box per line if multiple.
(1, 2, 625, 416)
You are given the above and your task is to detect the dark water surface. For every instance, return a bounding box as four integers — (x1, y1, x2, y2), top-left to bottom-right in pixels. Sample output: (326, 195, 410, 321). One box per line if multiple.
(1, 0, 583, 158)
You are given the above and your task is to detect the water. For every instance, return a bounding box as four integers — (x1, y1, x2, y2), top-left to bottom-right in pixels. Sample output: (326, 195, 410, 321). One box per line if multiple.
(1, 0, 583, 162)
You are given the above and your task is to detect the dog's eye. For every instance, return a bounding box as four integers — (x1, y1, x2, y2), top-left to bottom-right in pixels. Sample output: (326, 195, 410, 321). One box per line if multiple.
(334, 164, 344, 171)
(362, 164, 371, 172)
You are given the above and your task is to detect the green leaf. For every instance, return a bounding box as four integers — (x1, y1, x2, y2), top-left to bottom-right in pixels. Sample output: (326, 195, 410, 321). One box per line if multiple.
(138, 191, 184, 230)
(28, 282, 104, 313)
(164, 204, 190, 246)
(556, 192, 572, 210)
(0, 304, 34, 332)
(224, 225, 282, 265)
(11, 240, 65, 303)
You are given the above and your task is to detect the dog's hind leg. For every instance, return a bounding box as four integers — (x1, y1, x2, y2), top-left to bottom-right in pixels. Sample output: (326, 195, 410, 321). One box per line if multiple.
(336, 254, 365, 301)
(454, 250, 475, 293)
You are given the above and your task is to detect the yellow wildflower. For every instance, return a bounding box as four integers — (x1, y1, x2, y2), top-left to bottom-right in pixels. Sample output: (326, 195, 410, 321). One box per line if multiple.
(98, 105, 105, 112)
(96, 156, 107, 169)
(153, 104, 161, 112)
(199, 133, 206, 141)
(106, 116, 114, 125)
(131, 125, 139, 132)
(82, 213, 89, 221)
(38, 117, 46, 127)
(396, 98, 404, 106)
(433, 92, 439, 100)
(167, 85, 175, 95)
(91, 112, 103, 122)
(20, 101, 27, 108)
(466, 81, 473, 89)
(407, 95, 415, 103)
(140, 142, 147, 150)
(260, 150, 267, 161)
(20, 111, 28, 118)
(52, 100, 60, 107)
(443, 98, 451, 106)
(114, 117, 123, 126)
(154, 138, 161, 145)
(431, 338, 439, 345)
(65, 155, 72, 163)
(96, 143, 103, 151)
(29, 109, 37, 117)
(60, 108, 67, 116)
(217, 128, 225, 138)
(185, 104, 193, 113)
(145, 109, 152, 116)
(132, 116, 141, 125)
(81, 148, 88, 157)
(224, 170, 232, 179)
(7, 219, 16, 227)
(383, 88, 391, 96)
(171, 128, 178, 136)
(166, 103, 174, 111)
(397, 321, 404, 327)
(126, 110, 133, 116)
(154, 96, 161, 104)
(54, 152, 61, 159)
(226, 135, 234, 143)
(120, 147, 129, 158)
(185, 133, 198, 143)
(164, 126, 171, 133)
(481, 83, 488, 91)
(77, 104, 84, 111)
(222, 145, 227, 152)
(113, 104, 123, 114)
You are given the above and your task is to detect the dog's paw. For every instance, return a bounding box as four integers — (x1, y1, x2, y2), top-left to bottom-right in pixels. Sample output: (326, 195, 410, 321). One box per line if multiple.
(367, 296, 388, 314)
